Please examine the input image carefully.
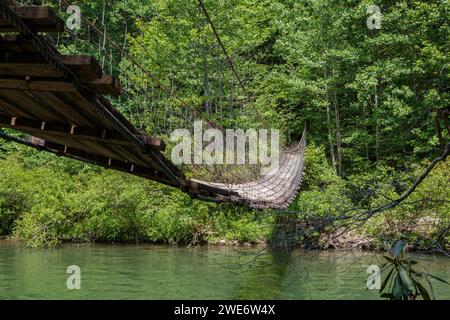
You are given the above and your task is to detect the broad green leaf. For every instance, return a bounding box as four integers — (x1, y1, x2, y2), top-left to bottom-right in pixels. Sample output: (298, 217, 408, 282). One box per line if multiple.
(399, 267, 415, 294)
(393, 274, 403, 300)
(380, 266, 395, 292)
(427, 274, 450, 285)
(413, 279, 431, 300)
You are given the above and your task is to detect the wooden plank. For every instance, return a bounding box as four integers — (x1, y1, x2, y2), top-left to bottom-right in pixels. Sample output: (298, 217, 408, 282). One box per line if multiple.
(112, 146, 156, 168)
(73, 138, 129, 162)
(0, 35, 38, 52)
(0, 62, 59, 78)
(0, 79, 76, 92)
(60, 55, 103, 80)
(16, 128, 121, 162)
(0, 76, 121, 97)
(40, 140, 175, 186)
(34, 133, 110, 158)
(26, 90, 93, 127)
(0, 53, 104, 82)
(84, 75, 121, 97)
(0, 89, 65, 122)
(31, 91, 96, 127)
(1, 77, 100, 131)
(22, 128, 155, 168)
(0, 52, 116, 95)
(0, 115, 165, 150)
(139, 135, 166, 151)
(0, 131, 177, 187)
(63, 91, 116, 129)
(0, 52, 45, 63)
(79, 138, 151, 168)
(0, 6, 64, 33)
(0, 94, 34, 118)
(0, 90, 46, 119)
(0, 72, 120, 96)
(12, 6, 62, 27)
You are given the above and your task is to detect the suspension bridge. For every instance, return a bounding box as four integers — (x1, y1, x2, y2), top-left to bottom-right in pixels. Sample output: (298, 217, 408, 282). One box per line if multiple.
(0, 2, 306, 210)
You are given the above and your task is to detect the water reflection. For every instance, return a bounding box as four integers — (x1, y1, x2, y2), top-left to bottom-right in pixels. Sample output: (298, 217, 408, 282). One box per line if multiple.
(0, 241, 449, 300)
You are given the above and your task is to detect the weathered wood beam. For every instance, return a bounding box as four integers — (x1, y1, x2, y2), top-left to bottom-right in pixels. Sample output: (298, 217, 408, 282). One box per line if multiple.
(0, 76, 121, 96)
(0, 53, 119, 95)
(0, 52, 44, 63)
(0, 130, 177, 187)
(0, 115, 165, 150)
(32, 91, 98, 127)
(0, 62, 59, 78)
(0, 94, 35, 118)
(41, 140, 176, 187)
(0, 52, 104, 80)
(60, 55, 103, 81)
(0, 35, 37, 52)
(0, 79, 76, 92)
(0, 6, 64, 33)
(84, 75, 121, 97)
(0, 88, 63, 122)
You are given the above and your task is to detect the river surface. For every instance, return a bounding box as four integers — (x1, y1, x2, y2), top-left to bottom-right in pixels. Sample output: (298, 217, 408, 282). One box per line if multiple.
(0, 240, 449, 300)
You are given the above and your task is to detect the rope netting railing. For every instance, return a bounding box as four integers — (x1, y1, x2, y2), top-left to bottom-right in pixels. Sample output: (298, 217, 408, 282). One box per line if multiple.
(8, 0, 231, 132)
(65, 0, 263, 181)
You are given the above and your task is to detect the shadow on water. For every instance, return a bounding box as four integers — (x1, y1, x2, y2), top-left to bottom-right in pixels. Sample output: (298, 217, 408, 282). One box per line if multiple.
(231, 213, 304, 299)
(232, 248, 292, 299)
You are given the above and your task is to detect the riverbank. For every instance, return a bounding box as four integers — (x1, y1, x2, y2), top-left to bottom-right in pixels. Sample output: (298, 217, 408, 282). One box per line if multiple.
(1, 235, 448, 257)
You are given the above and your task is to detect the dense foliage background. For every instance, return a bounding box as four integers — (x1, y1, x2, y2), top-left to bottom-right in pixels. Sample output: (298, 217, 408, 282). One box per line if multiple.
(0, 0, 448, 249)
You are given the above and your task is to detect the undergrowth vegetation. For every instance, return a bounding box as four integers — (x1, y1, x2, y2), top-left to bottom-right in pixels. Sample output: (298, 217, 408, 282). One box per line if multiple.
(0, 144, 447, 249)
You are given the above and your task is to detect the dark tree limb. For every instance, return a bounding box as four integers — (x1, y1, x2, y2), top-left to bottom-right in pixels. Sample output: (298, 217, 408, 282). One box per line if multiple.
(324, 144, 450, 240)
(365, 143, 450, 218)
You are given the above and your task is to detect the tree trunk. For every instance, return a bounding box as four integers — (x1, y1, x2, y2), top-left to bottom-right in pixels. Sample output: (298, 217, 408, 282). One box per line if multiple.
(435, 113, 444, 147)
(335, 101, 342, 177)
(332, 68, 342, 176)
(324, 66, 336, 169)
(203, 42, 211, 115)
(363, 103, 369, 161)
(375, 82, 380, 161)
(443, 112, 450, 137)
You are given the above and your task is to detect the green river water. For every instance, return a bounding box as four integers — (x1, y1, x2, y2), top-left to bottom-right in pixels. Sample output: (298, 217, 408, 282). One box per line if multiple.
(0, 240, 449, 300)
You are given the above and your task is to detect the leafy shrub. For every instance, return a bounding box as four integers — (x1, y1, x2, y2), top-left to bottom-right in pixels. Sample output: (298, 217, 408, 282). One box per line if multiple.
(0, 154, 269, 247)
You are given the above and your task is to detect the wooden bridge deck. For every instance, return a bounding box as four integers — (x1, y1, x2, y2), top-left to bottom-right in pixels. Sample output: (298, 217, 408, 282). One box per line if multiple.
(0, 3, 306, 210)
